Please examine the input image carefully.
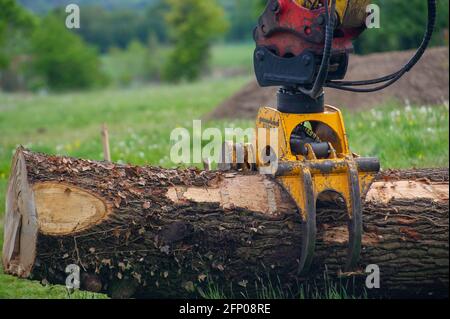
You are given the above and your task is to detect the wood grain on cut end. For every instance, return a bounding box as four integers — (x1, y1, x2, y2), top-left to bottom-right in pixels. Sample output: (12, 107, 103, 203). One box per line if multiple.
(33, 182, 111, 235)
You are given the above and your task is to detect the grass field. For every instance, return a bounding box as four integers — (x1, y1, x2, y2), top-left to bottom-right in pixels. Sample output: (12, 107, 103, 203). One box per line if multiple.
(0, 75, 448, 298)
(210, 43, 254, 70)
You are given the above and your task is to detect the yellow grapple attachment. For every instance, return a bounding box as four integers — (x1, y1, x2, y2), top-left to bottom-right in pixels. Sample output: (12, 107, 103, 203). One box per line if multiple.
(221, 105, 380, 275)
(255, 106, 380, 274)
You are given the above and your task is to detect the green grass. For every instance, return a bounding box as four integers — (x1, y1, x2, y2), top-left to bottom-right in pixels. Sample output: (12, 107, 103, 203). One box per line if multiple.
(0, 76, 448, 298)
(345, 103, 449, 168)
(0, 76, 251, 169)
(210, 43, 254, 70)
(0, 272, 107, 299)
(198, 274, 368, 300)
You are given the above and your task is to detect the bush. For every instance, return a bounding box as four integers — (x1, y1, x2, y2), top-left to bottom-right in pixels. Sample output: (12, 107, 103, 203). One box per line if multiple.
(30, 13, 106, 90)
(163, 0, 229, 82)
(102, 37, 162, 86)
(0, 0, 36, 69)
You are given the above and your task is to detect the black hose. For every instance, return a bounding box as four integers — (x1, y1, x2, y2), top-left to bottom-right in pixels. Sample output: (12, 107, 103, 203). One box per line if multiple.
(299, 0, 337, 99)
(326, 0, 437, 92)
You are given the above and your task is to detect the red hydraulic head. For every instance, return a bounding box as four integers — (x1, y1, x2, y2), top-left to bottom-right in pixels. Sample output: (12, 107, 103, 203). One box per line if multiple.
(254, 0, 369, 87)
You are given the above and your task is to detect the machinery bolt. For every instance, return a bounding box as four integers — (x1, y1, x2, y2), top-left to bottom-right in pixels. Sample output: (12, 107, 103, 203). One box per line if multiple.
(317, 15, 325, 25)
(256, 50, 265, 61)
(302, 55, 312, 66)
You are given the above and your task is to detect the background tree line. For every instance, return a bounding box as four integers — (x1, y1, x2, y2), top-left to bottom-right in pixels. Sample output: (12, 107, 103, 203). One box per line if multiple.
(1, 0, 448, 91)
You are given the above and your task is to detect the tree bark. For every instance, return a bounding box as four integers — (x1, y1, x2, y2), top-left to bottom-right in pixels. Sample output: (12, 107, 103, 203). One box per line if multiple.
(2, 147, 449, 298)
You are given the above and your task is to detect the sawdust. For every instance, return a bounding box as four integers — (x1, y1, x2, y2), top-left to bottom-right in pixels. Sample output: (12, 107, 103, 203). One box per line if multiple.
(207, 47, 449, 120)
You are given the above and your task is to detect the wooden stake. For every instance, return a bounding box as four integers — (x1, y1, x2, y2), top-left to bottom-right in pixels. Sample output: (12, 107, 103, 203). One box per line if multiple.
(101, 124, 111, 162)
(202, 157, 212, 171)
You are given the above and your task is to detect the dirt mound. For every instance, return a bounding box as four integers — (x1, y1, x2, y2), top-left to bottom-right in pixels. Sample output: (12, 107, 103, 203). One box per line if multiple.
(208, 47, 449, 120)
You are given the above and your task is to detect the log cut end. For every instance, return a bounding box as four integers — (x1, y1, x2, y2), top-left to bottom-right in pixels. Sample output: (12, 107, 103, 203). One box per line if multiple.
(3, 148, 111, 277)
(33, 182, 111, 235)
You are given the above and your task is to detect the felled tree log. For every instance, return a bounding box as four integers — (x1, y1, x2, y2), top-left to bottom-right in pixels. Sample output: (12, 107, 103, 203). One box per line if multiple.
(2, 147, 449, 298)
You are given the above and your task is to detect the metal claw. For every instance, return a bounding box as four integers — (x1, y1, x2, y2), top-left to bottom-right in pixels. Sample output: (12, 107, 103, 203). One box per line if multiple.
(345, 163, 363, 271)
(298, 169, 317, 276)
